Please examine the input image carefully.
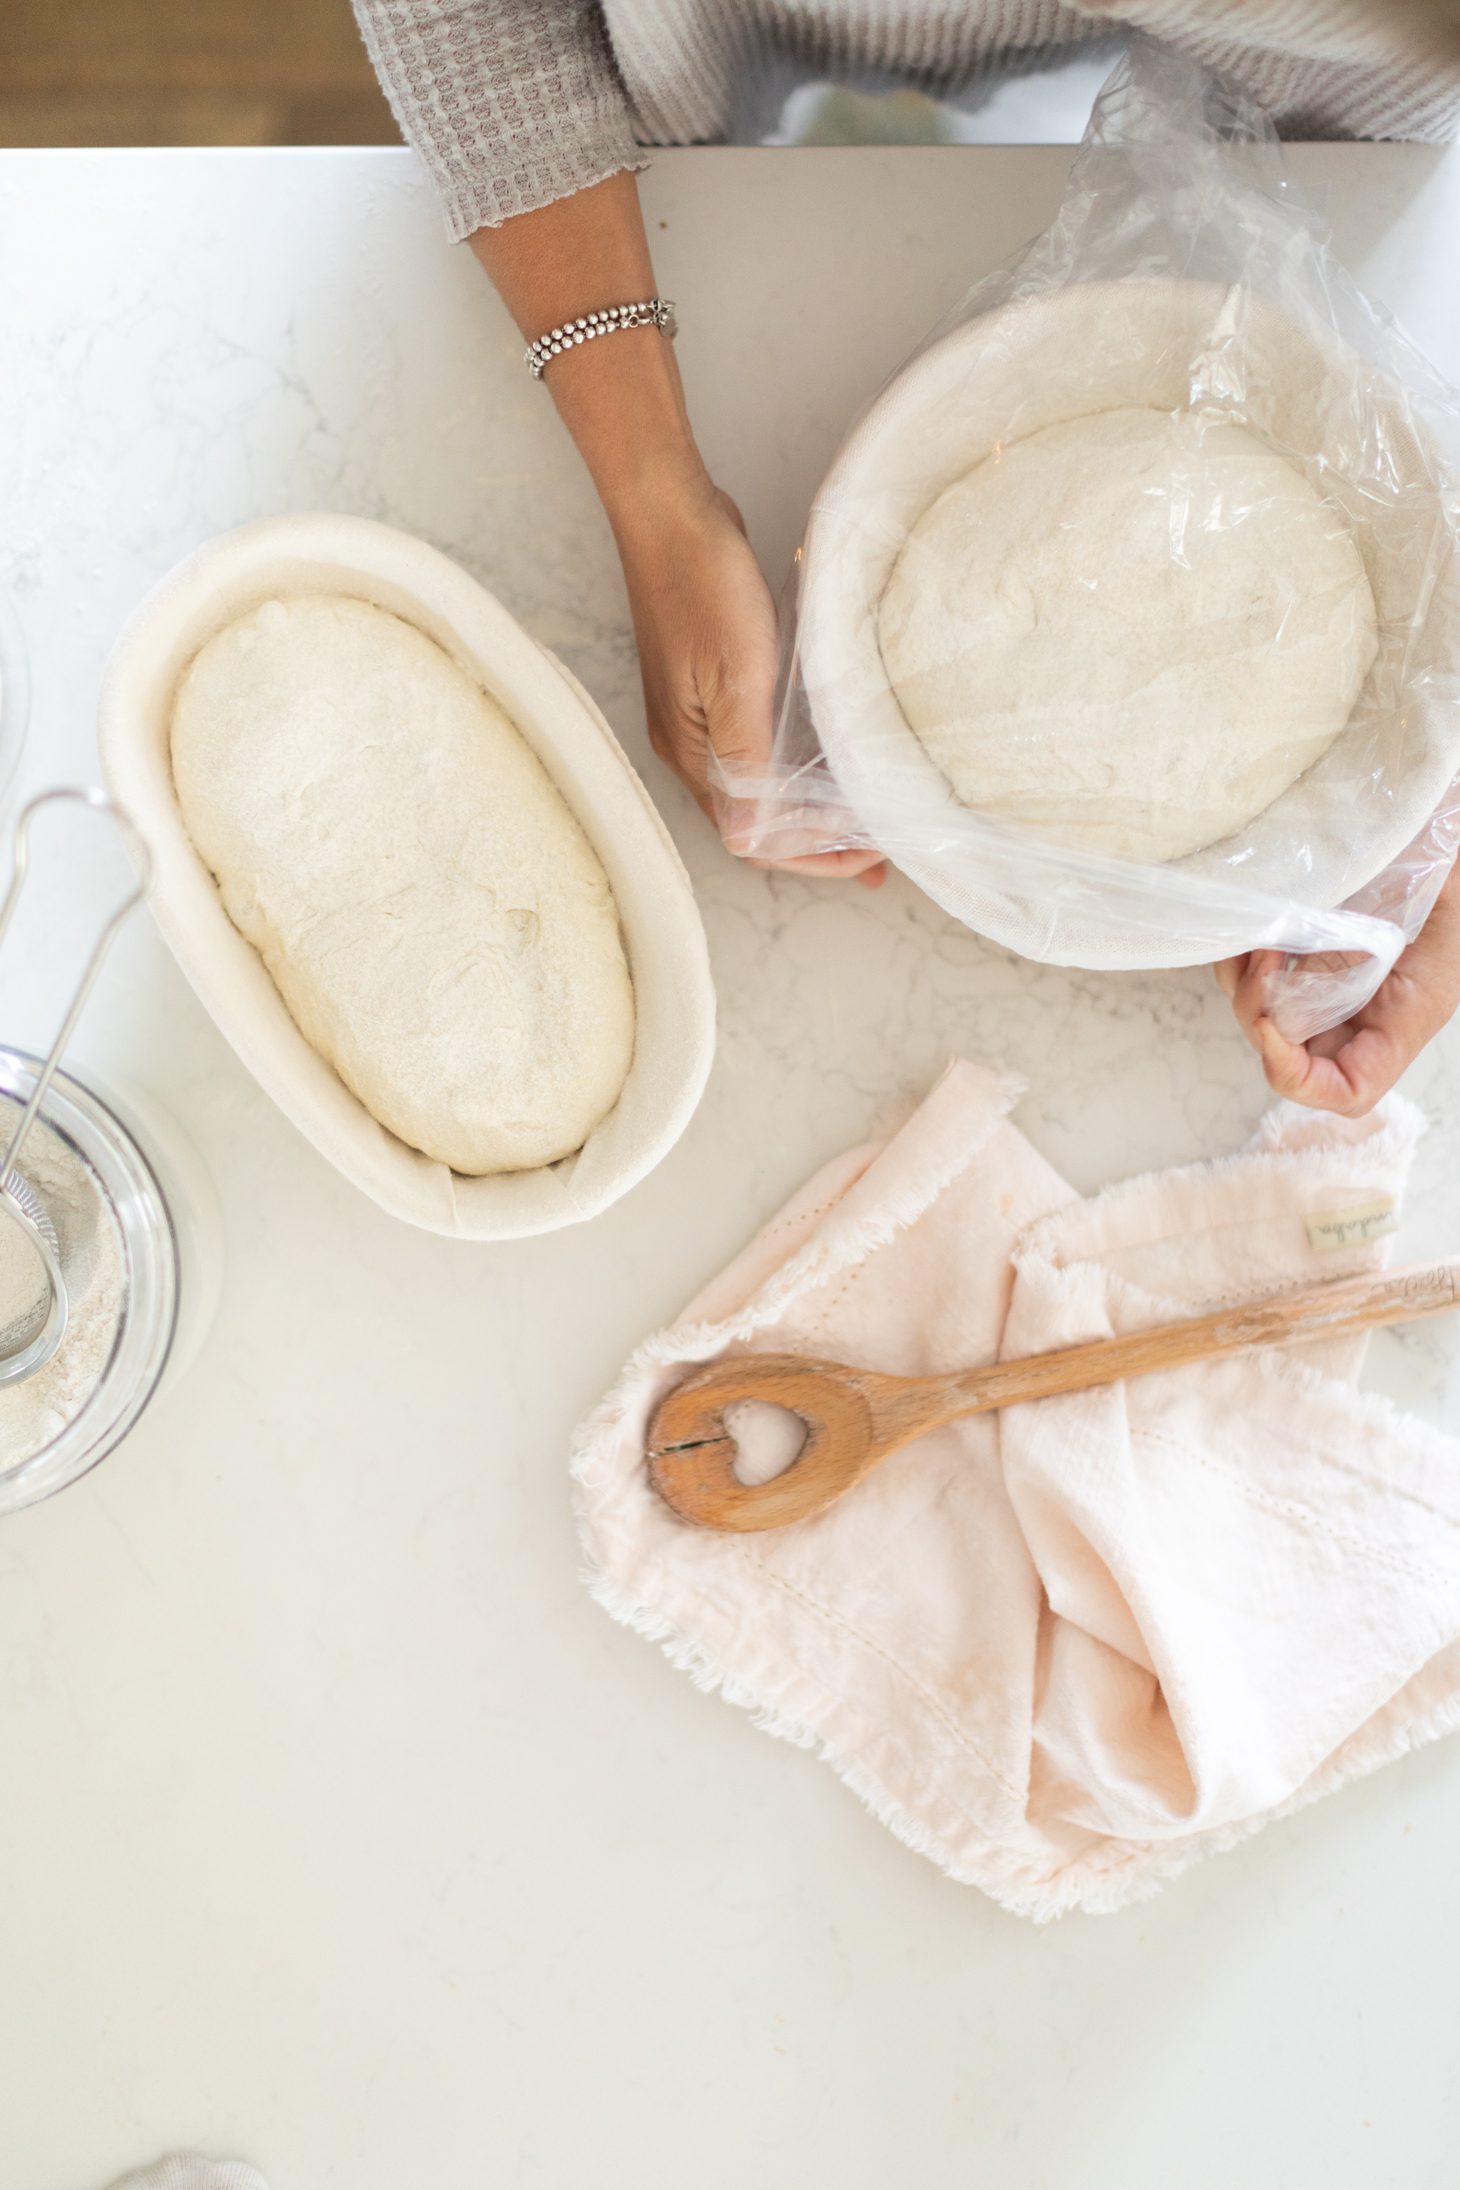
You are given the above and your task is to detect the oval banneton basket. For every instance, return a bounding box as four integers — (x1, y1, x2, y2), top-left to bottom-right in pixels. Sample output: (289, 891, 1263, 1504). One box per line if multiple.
(797, 279, 1460, 971)
(99, 513, 716, 1238)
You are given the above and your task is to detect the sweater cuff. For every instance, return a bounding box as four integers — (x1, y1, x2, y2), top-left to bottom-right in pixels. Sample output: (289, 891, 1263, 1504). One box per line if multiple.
(440, 145, 651, 240)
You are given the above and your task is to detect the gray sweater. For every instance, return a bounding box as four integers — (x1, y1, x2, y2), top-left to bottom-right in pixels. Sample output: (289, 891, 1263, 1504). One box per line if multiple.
(352, 0, 1460, 241)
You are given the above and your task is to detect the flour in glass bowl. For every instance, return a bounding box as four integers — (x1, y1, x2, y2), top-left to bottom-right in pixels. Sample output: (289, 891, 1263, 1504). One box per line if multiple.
(0, 1097, 125, 1470)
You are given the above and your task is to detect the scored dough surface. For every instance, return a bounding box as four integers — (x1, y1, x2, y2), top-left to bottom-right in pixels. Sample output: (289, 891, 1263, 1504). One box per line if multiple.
(170, 593, 635, 1174)
(876, 407, 1379, 863)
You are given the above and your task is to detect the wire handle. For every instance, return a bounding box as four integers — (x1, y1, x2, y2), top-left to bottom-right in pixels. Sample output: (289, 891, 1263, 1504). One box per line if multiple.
(0, 788, 152, 1195)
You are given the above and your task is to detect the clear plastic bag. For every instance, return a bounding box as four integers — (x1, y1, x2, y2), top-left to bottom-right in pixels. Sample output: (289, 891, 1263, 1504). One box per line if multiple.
(713, 41, 1460, 1041)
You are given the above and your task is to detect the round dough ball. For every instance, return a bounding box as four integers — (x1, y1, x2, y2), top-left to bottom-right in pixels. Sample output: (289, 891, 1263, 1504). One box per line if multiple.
(876, 407, 1379, 863)
(171, 594, 634, 1174)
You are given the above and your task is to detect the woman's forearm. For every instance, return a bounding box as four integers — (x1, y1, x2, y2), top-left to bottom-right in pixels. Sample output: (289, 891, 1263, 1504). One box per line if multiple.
(470, 172, 710, 544)
(469, 170, 887, 886)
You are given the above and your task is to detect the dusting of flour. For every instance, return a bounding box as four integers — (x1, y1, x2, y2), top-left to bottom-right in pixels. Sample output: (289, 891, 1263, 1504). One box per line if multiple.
(170, 594, 636, 1175)
(877, 407, 1379, 864)
(0, 1100, 124, 1470)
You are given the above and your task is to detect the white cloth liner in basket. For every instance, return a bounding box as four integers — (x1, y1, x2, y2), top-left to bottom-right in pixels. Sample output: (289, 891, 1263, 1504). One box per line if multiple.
(99, 515, 715, 1238)
(797, 279, 1460, 973)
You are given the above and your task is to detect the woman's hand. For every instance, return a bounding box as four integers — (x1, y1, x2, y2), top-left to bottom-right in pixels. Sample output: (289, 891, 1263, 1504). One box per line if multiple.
(470, 172, 882, 885)
(1216, 863, 1460, 1114)
(613, 478, 884, 884)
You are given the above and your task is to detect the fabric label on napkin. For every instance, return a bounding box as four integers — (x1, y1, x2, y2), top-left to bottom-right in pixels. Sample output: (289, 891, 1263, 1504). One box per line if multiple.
(1305, 1197, 1400, 1251)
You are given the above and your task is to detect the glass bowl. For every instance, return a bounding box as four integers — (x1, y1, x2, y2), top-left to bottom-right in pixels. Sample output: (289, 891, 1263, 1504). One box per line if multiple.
(0, 1048, 179, 1515)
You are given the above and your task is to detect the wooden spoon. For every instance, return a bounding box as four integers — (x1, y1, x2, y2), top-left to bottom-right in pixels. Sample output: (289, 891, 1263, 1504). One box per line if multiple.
(647, 1259, 1459, 1533)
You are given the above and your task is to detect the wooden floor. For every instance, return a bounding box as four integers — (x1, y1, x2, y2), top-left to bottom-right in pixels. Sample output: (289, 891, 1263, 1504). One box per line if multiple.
(0, 0, 398, 146)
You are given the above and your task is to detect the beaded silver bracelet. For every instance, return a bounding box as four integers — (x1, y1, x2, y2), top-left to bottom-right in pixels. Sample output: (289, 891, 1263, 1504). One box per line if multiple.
(524, 297, 676, 379)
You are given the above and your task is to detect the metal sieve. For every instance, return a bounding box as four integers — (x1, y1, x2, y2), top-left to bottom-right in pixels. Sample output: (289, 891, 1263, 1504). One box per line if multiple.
(0, 788, 152, 1383)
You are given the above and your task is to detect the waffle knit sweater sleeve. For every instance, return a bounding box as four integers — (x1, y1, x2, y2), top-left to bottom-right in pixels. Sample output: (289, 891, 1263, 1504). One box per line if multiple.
(352, 0, 1460, 242)
(352, 0, 646, 240)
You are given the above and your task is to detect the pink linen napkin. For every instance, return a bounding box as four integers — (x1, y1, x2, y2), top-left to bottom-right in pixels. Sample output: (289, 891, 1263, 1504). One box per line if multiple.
(573, 1061, 1460, 1918)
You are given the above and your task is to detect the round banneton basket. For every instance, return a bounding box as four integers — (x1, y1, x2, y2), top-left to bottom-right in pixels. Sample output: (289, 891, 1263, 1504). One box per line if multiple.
(99, 514, 716, 1238)
(797, 279, 1460, 971)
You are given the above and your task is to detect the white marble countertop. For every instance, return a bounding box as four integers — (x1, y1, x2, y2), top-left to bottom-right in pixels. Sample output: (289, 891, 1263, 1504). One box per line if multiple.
(2, 141, 1460, 2190)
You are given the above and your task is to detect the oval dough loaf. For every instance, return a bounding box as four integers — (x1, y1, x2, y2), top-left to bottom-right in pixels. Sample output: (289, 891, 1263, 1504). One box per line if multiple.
(170, 594, 635, 1173)
(877, 408, 1379, 863)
